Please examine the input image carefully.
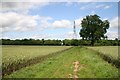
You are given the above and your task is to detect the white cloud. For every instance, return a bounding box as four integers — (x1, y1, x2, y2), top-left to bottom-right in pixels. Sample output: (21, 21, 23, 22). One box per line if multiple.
(0, 11, 82, 33)
(30, 31, 81, 40)
(0, 12, 39, 32)
(80, 6, 86, 10)
(31, 33, 65, 40)
(95, 4, 105, 8)
(1, 2, 49, 14)
(102, 18, 109, 21)
(65, 31, 80, 39)
(91, 10, 96, 15)
(2, 0, 119, 2)
(50, 17, 82, 30)
(0, 2, 52, 33)
(39, 16, 53, 30)
(110, 17, 118, 28)
(104, 5, 111, 9)
(96, 4, 111, 9)
(31, 34, 54, 40)
(106, 31, 118, 40)
(68, 31, 74, 35)
(105, 17, 118, 39)
(2, 0, 51, 2)
(52, 20, 72, 28)
(80, 3, 112, 10)
(66, 31, 74, 39)
(105, 16, 118, 40)
(65, 2, 73, 6)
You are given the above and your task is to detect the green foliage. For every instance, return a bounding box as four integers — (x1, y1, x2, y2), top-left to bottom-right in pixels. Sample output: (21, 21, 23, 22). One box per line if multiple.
(63, 39, 79, 46)
(5, 47, 118, 78)
(71, 39, 79, 46)
(44, 39, 61, 45)
(2, 39, 62, 46)
(79, 14, 110, 46)
(1, 38, 119, 46)
(63, 39, 72, 46)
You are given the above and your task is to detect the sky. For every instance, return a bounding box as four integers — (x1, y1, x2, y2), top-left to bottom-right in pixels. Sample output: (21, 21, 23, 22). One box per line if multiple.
(0, 0, 119, 40)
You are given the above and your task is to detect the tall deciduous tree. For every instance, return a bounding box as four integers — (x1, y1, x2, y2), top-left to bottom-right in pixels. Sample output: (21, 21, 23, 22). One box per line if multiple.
(79, 14, 109, 46)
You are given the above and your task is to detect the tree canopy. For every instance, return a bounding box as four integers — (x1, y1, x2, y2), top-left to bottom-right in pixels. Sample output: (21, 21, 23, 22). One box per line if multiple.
(79, 14, 110, 46)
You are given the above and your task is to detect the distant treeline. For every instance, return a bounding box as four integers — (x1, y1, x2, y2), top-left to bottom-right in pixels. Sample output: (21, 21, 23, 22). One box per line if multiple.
(1, 39, 120, 46)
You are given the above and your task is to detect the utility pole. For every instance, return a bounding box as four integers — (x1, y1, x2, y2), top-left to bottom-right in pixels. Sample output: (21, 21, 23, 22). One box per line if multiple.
(73, 21, 77, 39)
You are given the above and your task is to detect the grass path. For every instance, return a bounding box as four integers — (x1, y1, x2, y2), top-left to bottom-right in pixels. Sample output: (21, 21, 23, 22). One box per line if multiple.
(5, 47, 118, 78)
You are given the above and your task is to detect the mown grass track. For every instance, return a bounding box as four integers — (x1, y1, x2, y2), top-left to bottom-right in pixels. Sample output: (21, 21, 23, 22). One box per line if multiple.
(5, 47, 118, 78)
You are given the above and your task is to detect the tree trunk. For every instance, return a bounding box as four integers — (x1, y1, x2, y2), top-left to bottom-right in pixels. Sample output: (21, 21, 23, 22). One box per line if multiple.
(91, 31, 95, 46)
(91, 39, 94, 46)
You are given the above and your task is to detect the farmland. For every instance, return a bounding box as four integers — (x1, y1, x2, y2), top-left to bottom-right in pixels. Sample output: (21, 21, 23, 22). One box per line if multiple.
(3, 46, 118, 78)
(2, 45, 72, 76)
(87, 46, 118, 60)
(2, 45, 71, 66)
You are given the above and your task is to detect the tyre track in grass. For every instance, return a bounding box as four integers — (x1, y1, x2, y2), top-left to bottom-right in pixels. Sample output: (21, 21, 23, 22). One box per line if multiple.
(68, 48, 85, 79)
(5, 47, 118, 78)
(51, 47, 79, 78)
(52, 47, 83, 78)
(51, 50, 74, 78)
(2, 47, 73, 77)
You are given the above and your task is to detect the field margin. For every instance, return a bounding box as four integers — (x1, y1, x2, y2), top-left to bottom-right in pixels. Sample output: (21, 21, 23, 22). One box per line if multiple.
(2, 47, 73, 77)
(86, 47, 120, 68)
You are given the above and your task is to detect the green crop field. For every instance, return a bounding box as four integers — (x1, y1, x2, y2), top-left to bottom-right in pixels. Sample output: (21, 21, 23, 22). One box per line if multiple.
(4, 46, 118, 78)
(2, 45, 71, 73)
(87, 46, 118, 60)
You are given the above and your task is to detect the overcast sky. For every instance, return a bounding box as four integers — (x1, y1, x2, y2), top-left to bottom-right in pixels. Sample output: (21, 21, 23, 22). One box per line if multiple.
(1, 0, 119, 40)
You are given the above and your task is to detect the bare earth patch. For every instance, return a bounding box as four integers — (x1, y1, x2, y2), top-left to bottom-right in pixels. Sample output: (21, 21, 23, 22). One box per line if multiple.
(68, 61, 85, 79)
